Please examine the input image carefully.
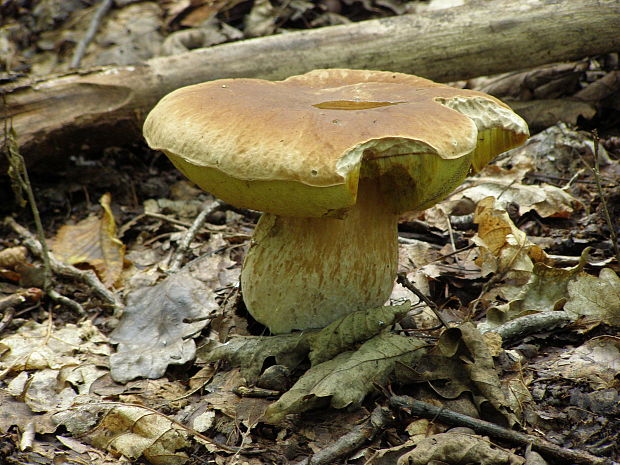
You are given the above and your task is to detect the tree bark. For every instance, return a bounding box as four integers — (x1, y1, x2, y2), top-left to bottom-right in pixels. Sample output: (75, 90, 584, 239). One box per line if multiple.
(2, 0, 619, 168)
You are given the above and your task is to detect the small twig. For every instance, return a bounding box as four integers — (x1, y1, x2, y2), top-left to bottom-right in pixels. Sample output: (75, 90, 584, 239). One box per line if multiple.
(142, 212, 192, 228)
(590, 130, 620, 263)
(4, 217, 123, 313)
(527, 171, 616, 188)
(47, 289, 85, 315)
(396, 273, 451, 328)
(482, 311, 574, 344)
(4, 123, 53, 291)
(296, 406, 393, 465)
(0, 307, 16, 334)
(70, 0, 113, 69)
(433, 243, 476, 262)
(0, 288, 42, 333)
(390, 395, 614, 465)
(442, 211, 463, 270)
(232, 386, 281, 398)
(168, 200, 224, 273)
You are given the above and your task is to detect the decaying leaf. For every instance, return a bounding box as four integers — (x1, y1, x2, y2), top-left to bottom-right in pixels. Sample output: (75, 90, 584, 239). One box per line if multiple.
(397, 432, 525, 465)
(244, 0, 278, 37)
(54, 403, 190, 465)
(473, 197, 549, 282)
(110, 247, 237, 383)
(438, 323, 519, 426)
(202, 332, 310, 383)
(513, 123, 610, 180)
(307, 302, 411, 365)
(0, 246, 27, 268)
(564, 268, 620, 326)
(200, 368, 272, 427)
(204, 303, 412, 383)
(51, 192, 125, 287)
(0, 389, 56, 434)
(535, 336, 620, 390)
(0, 320, 110, 378)
(263, 333, 427, 424)
(460, 181, 579, 218)
(484, 252, 588, 328)
(0, 320, 110, 416)
(86, 2, 163, 67)
(9, 368, 77, 413)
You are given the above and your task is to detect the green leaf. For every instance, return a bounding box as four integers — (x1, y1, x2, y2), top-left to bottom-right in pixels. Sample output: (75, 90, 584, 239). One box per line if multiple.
(483, 249, 588, 330)
(263, 332, 427, 424)
(307, 302, 411, 365)
(202, 332, 310, 383)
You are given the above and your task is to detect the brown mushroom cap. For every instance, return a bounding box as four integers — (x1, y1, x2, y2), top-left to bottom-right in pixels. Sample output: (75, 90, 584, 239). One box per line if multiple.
(144, 69, 528, 217)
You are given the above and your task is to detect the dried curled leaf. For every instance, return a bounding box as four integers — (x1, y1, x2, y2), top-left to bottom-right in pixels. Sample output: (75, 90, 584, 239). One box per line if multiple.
(263, 333, 427, 424)
(51, 193, 125, 287)
(535, 336, 620, 390)
(0, 320, 109, 378)
(438, 323, 520, 426)
(473, 196, 549, 282)
(460, 181, 579, 218)
(565, 268, 620, 326)
(53, 403, 190, 465)
(307, 302, 411, 365)
(398, 432, 525, 465)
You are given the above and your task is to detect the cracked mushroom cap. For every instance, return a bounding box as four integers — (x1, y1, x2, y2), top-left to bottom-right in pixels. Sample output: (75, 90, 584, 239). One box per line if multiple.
(144, 69, 528, 217)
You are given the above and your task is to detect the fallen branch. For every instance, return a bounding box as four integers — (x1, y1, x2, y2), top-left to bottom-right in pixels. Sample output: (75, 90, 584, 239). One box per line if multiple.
(483, 311, 574, 344)
(70, 0, 113, 69)
(296, 406, 393, 465)
(390, 395, 614, 465)
(2, 0, 619, 167)
(4, 217, 123, 313)
(396, 272, 451, 329)
(0, 288, 42, 333)
(167, 200, 224, 273)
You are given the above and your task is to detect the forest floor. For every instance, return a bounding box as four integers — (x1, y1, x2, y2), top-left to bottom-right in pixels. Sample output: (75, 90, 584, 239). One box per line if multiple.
(1, 1, 619, 464)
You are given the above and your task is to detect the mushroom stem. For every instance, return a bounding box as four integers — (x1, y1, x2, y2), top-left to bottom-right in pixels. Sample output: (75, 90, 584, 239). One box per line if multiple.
(241, 181, 399, 334)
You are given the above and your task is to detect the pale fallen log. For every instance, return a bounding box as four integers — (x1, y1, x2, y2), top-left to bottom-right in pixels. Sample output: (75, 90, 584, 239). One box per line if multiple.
(2, 0, 619, 167)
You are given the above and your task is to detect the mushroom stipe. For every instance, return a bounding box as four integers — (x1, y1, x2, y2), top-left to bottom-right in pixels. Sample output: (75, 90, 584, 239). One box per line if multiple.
(144, 69, 529, 334)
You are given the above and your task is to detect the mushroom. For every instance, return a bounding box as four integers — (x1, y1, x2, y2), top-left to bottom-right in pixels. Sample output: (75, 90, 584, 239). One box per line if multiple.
(143, 69, 528, 334)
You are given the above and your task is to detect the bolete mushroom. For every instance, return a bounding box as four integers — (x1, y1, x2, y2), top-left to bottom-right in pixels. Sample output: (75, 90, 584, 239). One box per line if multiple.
(144, 69, 528, 334)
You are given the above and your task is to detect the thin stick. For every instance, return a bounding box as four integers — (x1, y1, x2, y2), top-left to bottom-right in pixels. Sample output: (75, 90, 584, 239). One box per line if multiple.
(4, 124, 53, 291)
(591, 130, 620, 263)
(443, 210, 462, 270)
(390, 395, 614, 465)
(482, 310, 574, 344)
(70, 0, 113, 69)
(396, 273, 451, 328)
(0, 306, 16, 334)
(0, 288, 41, 333)
(168, 200, 224, 273)
(48, 289, 85, 315)
(296, 407, 393, 465)
(4, 217, 123, 313)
